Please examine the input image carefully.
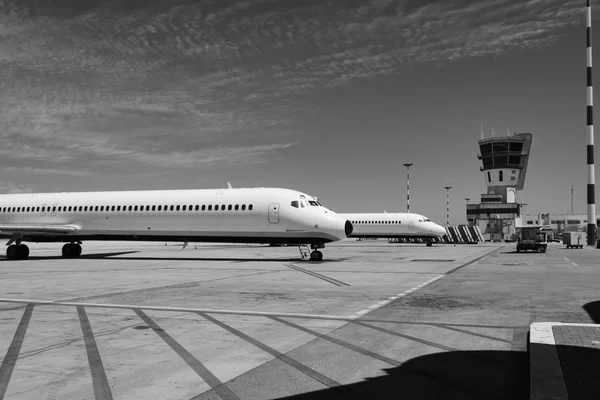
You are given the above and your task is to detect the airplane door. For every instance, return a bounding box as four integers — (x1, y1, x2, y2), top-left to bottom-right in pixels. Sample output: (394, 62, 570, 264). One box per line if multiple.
(41, 204, 47, 216)
(268, 203, 279, 223)
(51, 204, 57, 216)
(409, 220, 414, 230)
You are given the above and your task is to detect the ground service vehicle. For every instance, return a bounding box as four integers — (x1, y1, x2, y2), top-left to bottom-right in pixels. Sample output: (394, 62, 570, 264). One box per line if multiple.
(563, 232, 586, 249)
(516, 226, 548, 253)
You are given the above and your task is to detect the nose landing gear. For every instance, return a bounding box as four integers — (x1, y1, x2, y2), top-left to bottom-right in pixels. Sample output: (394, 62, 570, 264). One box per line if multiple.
(309, 250, 323, 261)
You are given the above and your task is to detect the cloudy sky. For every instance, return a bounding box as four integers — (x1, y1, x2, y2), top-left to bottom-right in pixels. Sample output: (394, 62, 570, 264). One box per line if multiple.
(0, 0, 595, 224)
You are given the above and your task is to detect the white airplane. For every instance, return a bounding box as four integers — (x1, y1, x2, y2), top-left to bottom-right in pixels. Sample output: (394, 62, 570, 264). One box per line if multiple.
(0, 188, 353, 261)
(339, 212, 446, 245)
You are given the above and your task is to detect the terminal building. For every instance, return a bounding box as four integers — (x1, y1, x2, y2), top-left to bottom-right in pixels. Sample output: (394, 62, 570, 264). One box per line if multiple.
(466, 132, 532, 240)
(524, 213, 600, 234)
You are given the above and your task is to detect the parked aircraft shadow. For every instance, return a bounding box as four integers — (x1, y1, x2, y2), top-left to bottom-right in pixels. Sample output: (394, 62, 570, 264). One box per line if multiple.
(273, 349, 529, 400)
(77, 256, 352, 263)
(583, 301, 600, 323)
(0, 251, 140, 261)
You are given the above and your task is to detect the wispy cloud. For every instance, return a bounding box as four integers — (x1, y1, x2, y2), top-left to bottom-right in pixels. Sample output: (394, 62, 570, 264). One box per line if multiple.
(0, 0, 586, 180)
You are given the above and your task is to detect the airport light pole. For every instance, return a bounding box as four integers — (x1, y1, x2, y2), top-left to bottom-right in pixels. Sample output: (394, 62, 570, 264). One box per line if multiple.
(445, 186, 452, 227)
(586, 0, 597, 246)
(403, 163, 413, 212)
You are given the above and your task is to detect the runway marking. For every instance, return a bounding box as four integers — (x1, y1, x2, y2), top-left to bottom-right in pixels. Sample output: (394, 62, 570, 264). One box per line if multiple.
(563, 256, 578, 266)
(133, 309, 240, 400)
(0, 304, 34, 400)
(437, 324, 512, 344)
(349, 275, 444, 318)
(0, 299, 355, 321)
(269, 317, 401, 367)
(77, 306, 113, 400)
(196, 313, 367, 399)
(446, 246, 503, 275)
(284, 264, 350, 287)
(352, 321, 457, 352)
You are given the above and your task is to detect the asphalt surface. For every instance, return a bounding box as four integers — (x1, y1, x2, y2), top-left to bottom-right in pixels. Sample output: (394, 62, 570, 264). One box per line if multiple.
(0, 240, 598, 399)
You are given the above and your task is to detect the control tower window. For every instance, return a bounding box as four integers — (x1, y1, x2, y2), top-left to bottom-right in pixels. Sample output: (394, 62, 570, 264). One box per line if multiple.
(492, 142, 509, 153)
(487, 171, 491, 182)
(499, 171, 503, 182)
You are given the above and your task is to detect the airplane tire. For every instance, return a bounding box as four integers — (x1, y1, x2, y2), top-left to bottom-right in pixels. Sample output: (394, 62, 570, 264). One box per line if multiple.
(6, 245, 17, 260)
(74, 244, 82, 257)
(17, 244, 29, 259)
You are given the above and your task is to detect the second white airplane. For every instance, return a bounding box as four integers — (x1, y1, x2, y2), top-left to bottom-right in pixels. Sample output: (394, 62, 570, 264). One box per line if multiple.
(339, 212, 447, 244)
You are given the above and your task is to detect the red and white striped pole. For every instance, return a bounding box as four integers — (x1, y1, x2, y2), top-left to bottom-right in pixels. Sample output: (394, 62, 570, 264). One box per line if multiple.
(587, 0, 597, 245)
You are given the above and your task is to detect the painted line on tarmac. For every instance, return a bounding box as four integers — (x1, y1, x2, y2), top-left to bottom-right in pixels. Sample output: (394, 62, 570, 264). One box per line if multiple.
(446, 246, 504, 275)
(134, 309, 240, 400)
(77, 306, 113, 400)
(348, 275, 444, 319)
(563, 256, 578, 266)
(284, 264, 350, 287)
(0, 298, 356, 321)
(197, 313, 363, 398)
(269, 316, 401, 367)
(0, 304, 34, 400)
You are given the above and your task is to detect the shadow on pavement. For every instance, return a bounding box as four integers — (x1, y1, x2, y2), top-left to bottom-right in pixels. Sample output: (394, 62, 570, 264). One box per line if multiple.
(273, 350, 529, 400)
(582, 301, 600, 323)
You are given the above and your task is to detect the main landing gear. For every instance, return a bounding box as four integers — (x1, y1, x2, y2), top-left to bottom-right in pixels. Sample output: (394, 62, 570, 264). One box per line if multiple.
(62, 243, 82, 258)
(6, 244, 29, 260)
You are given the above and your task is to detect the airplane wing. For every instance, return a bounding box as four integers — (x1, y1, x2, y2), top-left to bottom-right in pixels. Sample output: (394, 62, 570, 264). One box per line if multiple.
(0, 224, 80, 234)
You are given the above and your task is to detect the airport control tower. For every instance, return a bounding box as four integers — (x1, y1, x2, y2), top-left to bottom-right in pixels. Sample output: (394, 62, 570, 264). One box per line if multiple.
(467, 132, 533, 240)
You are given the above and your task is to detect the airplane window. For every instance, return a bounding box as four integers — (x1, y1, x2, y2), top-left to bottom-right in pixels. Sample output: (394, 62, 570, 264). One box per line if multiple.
(308, 200, 318, 206)
(82, 206, 87, 212)
(202, 205, 206, 211)
(221, 205, 226, 211)
(300, 200, 306, 208)
(175, 205, 179, 211)
(17, 207, 21, 212)
(291, 201, 298, 208)
(195, 205, 199, 211)
(234, 204, 239, 210)
(249, 204, 253, 211)
(152, 205, 156, 211)
(57, 206, 61, 212)
(133, 206, 138, 211)
(12, 207, 16, 212)
(241, 204, 246, 211)
(183, 205, 187, 211)
(227, 205, 232, 211)
(146, 205, 150, 211)
(26, 207, 30, 212)
(206, 205, 211, 211)
(94, 206, 98, 211)
(169, 205, 174, 211)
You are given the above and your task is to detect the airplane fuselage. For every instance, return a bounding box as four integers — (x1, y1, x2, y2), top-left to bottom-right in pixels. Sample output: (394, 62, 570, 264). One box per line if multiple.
(0, 188, 353, 260)
(339, 212, 446, 240)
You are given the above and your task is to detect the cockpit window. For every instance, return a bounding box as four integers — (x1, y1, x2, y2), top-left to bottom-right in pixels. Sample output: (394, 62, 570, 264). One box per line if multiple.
(308, 200, 318, 206)
(291, 200, 299, 208)
(300, 200, 307, 208)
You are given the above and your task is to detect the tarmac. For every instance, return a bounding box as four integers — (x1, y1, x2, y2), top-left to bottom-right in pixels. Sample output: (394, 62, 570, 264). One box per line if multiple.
(0, 239, 598, 399)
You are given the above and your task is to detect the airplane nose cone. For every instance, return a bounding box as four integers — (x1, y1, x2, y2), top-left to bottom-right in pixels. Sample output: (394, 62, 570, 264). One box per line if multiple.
(436, 225, 447, 236)
(345, 220, 353, 236)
